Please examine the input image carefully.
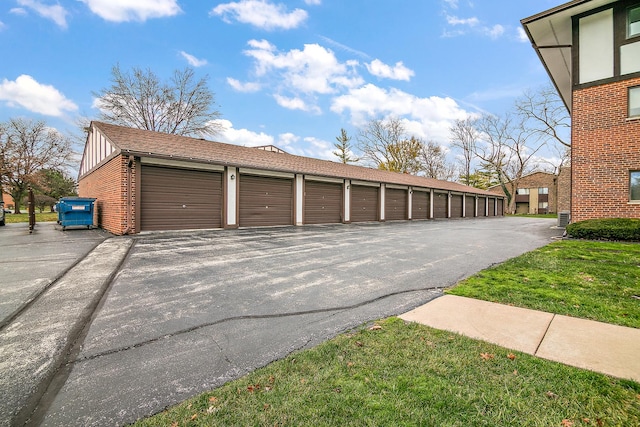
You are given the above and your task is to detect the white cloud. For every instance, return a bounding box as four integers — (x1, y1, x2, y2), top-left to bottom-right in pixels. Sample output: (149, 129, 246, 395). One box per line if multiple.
(0, 75, 78, 117)
(318, 36, 370, 60)
(213, 119, 275, 146)
(243, 40, 363, 95)
(446, 15, 478, 27)
(443, 0, 459, 9)
(179, 51, 208, 67)
(484, 24, 505, 39)
(366, 59, 414, 81)
(79, 0, 182, 23)
(227, 77, 261, 93)
(17, 0, 69, 29)
(10, 8, 27, 16)
(517, 27, 529, 43)
(304, 0, 322, 5)
(211, 0, 308, 31)
(274, 94, 321, 114)
(330, 83, 470, 143)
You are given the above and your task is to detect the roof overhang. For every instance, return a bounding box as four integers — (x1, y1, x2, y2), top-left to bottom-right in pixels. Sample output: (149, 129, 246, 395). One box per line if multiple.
(521, 0, 617, 114)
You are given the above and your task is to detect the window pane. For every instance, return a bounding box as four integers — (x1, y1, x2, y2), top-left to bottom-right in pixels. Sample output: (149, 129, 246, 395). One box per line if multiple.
(630, 87, 640, 117)
(538, 187, 549, 195)
(631, 171, 640, 200)
(629, 6, 640, 38)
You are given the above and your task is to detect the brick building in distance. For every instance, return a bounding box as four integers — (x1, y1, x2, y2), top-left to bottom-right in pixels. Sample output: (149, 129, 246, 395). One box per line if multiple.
(488, 168, 571, 214)
(522, 0, 640, 222)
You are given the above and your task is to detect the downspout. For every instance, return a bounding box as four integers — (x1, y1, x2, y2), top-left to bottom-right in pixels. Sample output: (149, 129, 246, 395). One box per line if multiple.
(123, 155, 134, 235)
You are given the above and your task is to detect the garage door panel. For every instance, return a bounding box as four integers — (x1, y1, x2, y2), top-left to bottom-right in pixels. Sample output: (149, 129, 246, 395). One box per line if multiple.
(478, 198, 487, 217)
(465, 196, 475, 217)
(239, 175, 293, 227)
(351, 185, 378, 222)
(412, 191, 430, 220)
(488, 199, 496, 216)
(305, 181, 342, 224)
(433, 193, 448, 218)
(385, 188, 407, 221)
(450, 194, 463, 218)
(141, 166, 222, 231)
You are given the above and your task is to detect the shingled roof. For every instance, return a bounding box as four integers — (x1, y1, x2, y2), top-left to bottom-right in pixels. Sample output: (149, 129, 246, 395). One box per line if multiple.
(89, 121, 498, 197)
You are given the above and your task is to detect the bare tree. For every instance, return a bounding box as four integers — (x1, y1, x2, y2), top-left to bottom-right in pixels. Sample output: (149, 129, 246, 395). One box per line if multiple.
(333, 128, 359, 164)
(0, 118, 74, 213)
(475, 113, 545, 213)
(515, 84, 570, 148)
(94, 64, 223, 137)
(357, 117, 423, 174)
(449, 118, 478, 185)
(420, 140, 457, 180)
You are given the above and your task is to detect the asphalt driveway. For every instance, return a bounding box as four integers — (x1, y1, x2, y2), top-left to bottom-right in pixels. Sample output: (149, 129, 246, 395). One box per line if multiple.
(3, 218, 562, 426)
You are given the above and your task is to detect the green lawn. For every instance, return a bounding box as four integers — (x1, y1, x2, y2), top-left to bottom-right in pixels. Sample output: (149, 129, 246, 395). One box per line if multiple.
(447, 240, 640, 329)
(135, 240, 640, 426)
(4, 212, 58, 224)
(508, 213, 558, 219)
(135, 318, 639, 427)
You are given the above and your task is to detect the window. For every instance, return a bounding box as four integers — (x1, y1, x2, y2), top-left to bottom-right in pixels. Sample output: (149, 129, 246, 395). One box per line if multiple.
(516, 188, 530, 195)
(538, 187, 549, 195)
(630, 86, 640, 117)
(538, 202, 549, 210)
(629, 5, 640, 38)
(631, 171, 640, 200)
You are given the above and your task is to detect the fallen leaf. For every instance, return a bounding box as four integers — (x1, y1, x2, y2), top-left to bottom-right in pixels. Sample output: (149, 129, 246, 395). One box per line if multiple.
(545, 391, 559, 399)
(209, 396, 218, 403)
(507, 353, 516, 360)
(334, 387, 342, 393)
(191, 414, 198, 421)
(171, 423, 178, 427)
(560, 419, 573, 427)
(582, 418, 590, 424)
(355, 341, 364, 347)
(207, 406, 216, 414)
(247, 384, 260, 392)
(263, 404, 270, 411)
(513, 370, 518, 376)
(480, 353, 495, 361)
(268, 376, 275, 384)
(596, 418, 604, 427)
(347, 362, 354, 367)
(264, 386, 272, 392)
(369, 324, 382, 331)
(300, 378, 306, 384)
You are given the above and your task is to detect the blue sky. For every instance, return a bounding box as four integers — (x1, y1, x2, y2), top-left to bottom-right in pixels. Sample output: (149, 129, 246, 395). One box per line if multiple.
(0, 0, 563, 168)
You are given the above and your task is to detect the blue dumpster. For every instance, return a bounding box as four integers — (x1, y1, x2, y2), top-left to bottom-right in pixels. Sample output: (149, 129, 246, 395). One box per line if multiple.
(57, 197, 96, 230)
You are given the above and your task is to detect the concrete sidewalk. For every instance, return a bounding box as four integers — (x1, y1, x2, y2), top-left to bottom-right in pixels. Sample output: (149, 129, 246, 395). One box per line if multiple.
(400, 295, 640, 383)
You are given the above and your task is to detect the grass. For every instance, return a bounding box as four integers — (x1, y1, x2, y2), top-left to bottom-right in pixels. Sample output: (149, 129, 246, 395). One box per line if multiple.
(447, 240, 640, 329)
(134, 239, 640, 426)
(135, 318, 640, 427)
(4, 212, 58, 224)
(508, 213, 557, 219)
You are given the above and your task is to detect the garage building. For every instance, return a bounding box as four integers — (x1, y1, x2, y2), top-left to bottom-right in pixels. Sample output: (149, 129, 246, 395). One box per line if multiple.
(78, 122, 504, 235)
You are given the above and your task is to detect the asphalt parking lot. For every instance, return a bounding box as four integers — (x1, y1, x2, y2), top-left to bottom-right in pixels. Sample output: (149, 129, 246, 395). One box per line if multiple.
(1, 218, 563, 426)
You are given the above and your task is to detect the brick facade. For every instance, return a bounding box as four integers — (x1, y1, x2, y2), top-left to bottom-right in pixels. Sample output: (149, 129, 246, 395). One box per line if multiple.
(488, 170, 570, 214)
(572, 77, 640, 222)
(78, 154, 137, 235)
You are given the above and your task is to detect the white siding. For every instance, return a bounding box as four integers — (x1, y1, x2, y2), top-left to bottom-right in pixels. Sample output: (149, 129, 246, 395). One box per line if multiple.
(79, 127, 116, 176)
(579, 9, 614, 84)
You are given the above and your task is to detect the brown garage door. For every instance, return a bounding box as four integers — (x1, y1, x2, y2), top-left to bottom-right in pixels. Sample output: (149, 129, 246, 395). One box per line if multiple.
(488, 198, 496, 216)
(239, 175, 293, 227)
(497, 199, 504, 216)
(465, 196, 476, 217)
(478, 197, 487, 217)
(412, 190, 430, 220)
(433, 192, 448, 218)
(385, 188, 407, 221)
(450, 194, 463, 218)
(141, 166, 222, 231)
(304, 180, 342, 224)
(351, 185, 378, 222)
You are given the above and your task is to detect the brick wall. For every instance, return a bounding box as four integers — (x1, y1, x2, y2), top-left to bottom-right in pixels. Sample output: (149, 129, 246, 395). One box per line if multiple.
(572, 77, 640, 222)
(78, 155, 137, 235)
(556, 166, 571, 213)
(488, 171, 563, 213)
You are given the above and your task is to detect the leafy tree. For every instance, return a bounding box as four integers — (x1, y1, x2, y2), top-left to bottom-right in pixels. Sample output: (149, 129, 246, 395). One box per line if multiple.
(333, 128, 359, 164)
(0, 118, 74, 213)
(357, 117, 423, 174)
(94, 64, 223, 137)
(464, 169, 499, 190)
(34, 168, 77, 211)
